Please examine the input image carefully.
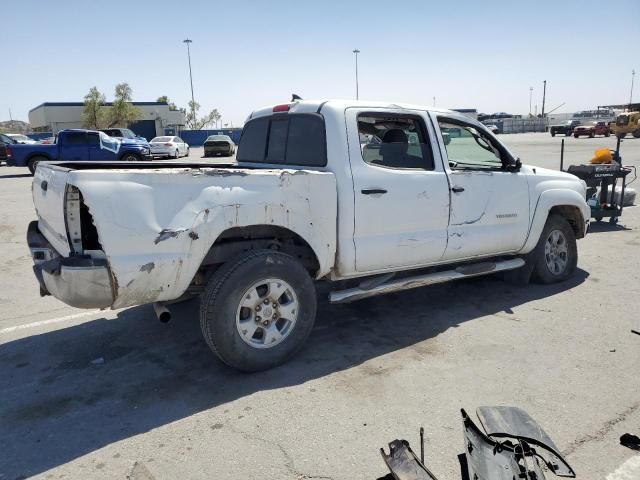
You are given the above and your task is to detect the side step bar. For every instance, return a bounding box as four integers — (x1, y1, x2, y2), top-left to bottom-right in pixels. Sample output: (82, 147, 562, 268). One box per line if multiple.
(329, 258, 525, 304)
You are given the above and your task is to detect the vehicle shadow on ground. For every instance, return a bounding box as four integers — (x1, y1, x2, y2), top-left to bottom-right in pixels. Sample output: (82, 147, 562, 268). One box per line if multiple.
(0, 270, 587, 478)
(0, 172, 31, 179)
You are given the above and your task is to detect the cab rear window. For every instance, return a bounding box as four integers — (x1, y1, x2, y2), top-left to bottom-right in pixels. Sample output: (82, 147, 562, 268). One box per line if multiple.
(237, 113, 327, 167)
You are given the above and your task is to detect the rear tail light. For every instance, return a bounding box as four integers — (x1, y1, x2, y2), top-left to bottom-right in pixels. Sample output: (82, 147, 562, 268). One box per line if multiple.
(6, 146, 11, 158)
(273, 104, 290, 112)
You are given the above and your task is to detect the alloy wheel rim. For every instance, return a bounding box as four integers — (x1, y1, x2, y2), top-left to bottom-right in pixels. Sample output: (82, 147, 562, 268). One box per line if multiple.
(544, 229, 568, 275)
(235, 278, 298, 349)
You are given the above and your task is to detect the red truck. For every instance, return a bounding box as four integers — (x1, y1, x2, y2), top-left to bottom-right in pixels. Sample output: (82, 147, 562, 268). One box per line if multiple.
(573, 121, 611, 138)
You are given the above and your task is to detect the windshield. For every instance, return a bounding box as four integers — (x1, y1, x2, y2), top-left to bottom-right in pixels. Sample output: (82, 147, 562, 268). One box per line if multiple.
(206, 135, 232, 142)
(151, 137, 172, 143)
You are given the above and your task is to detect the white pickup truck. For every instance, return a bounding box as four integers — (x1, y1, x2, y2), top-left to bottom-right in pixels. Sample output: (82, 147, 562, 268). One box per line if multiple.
(28, 100, 590, 371)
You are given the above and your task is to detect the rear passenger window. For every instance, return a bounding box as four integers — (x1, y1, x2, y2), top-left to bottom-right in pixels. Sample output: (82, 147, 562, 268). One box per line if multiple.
(357, 114, 434, 170)
(237, 114, 326, 167)
(237, 117, 269, 161)
(64, 132, 87, 145)
(87, 133, 100, 146)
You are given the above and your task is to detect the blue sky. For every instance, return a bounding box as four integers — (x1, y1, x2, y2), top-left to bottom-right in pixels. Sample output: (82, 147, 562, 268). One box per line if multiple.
(2, 0, 638, 126)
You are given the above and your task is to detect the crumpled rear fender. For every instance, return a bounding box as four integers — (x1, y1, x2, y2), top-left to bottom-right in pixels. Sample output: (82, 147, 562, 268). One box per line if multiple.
(69, 168, 337, 309)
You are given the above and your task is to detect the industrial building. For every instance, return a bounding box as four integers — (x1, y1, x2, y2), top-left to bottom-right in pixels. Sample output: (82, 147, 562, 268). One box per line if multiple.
(28, 101, 186, 139)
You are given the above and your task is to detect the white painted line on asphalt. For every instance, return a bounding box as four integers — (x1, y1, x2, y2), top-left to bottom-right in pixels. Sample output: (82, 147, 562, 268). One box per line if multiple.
(0, 310, 101, 334)
(606, 455, 640, 480)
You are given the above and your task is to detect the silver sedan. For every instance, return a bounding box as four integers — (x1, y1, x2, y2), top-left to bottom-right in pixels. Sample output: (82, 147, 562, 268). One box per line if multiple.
(149, 136, 190, 158)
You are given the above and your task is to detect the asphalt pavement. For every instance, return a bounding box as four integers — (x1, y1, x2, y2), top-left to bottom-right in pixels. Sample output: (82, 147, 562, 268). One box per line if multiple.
(1, 133, 639, 480)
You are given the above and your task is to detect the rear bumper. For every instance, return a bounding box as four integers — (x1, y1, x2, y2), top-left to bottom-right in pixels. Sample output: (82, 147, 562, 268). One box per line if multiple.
(27, 221, 114, 309)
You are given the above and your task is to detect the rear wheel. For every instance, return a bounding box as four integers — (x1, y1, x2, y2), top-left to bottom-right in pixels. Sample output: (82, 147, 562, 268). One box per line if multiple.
(589, 131, 595, 138)
(200, 250, 317, 372)
(551, 131, 556, 137)
(531, 215, 577, 284)
(574, 133, 579, 138)
(27, 155, 47, 175)
(173, 149, 179, 159)
(633, 130, 640, 138)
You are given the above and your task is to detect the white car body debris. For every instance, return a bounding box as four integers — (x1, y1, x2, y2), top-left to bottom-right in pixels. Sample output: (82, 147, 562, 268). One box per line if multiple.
(27, 99, 590, 371)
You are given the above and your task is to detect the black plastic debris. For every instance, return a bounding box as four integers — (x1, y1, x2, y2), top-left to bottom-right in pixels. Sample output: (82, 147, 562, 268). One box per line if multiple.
(620, 433, 640, 451)
(379, 406, 575, 480)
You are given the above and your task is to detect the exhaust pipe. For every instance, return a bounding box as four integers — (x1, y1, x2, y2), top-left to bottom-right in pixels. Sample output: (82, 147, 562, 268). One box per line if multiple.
(153, 302, 172, 323)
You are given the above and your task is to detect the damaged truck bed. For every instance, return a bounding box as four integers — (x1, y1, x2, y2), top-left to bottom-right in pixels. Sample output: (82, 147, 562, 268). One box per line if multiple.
(28, 99, 590, 371)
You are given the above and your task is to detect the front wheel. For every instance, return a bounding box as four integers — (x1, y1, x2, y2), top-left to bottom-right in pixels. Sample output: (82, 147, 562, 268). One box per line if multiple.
(121, 153, 141, 162)
(200, 250, 317, 372)
(551, 131, 556, 137)
(531, 214, 577, 284)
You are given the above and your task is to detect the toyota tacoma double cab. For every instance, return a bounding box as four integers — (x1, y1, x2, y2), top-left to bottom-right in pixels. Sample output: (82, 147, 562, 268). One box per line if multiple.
(9, 129, 151, 174)
(27, 100, 590, 371)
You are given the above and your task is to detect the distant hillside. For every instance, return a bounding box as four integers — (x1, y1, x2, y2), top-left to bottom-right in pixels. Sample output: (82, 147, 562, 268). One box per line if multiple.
(0, 120, 30, 134)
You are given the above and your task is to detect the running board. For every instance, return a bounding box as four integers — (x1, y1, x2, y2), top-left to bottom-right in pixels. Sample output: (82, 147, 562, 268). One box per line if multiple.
(329, 258, 525, 304)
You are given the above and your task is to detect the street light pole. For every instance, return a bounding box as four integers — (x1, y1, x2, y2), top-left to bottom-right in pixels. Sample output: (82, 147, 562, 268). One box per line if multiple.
(529, 86, 533, 116)
(352, 49, 360, 100)
(541, 80, 547, 119)
(630, 69, 636, 107)
(183, 39, 196, 125)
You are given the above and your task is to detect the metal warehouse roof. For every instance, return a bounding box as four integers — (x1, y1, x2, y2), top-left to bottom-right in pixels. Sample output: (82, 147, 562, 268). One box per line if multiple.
(29, 101, 169, 114)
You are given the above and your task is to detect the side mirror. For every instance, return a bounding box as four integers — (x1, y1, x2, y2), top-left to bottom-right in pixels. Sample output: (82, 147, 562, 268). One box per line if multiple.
(506, 157, 522, 171)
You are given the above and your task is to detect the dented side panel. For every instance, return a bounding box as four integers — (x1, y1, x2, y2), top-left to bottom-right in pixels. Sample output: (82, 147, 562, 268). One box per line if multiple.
(67, 167, 337, 309)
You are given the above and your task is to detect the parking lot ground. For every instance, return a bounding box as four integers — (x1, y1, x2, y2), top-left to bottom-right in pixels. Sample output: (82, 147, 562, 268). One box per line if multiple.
(1, 133, 640, 480)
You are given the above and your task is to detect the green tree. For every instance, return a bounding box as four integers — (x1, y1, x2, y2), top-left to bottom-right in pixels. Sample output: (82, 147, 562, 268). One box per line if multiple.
(185, 101, 221, 130)
(108, 83, 141, 127)
(157, 95, 178, 111)
(82, 87, 108, 129)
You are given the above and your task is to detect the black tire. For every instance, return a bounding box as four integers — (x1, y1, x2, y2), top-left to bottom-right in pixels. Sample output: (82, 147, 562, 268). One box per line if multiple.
(633, 130, 640, 138)
(27, 155, 47, 175)
(173, 149, 179, 159)
(531, 214, 577, 284)
(200, 250, 317, 372)
(589, 131, 595, 138)
(574, 133, 579, 138)
(551, 131, 556, 137)
(121, 153, 141, 162)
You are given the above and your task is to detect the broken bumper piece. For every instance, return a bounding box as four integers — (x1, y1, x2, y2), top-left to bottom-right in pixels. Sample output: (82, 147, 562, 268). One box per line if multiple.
(27, 221, 114, 309)
(380, 406, 574, 480)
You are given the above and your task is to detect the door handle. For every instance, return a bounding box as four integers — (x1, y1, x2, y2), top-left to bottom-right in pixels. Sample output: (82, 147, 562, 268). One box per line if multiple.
(361, 188, 387, 195)
(40, 180, 48, 191)
(451, 186, 465, 193)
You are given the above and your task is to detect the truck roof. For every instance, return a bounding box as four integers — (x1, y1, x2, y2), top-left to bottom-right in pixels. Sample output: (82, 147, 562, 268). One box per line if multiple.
(247, 99, 461, 121)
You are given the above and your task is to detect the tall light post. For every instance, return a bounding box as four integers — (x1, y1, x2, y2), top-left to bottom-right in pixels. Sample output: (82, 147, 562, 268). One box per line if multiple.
(529, 86, 533, 116)
(352, 49, 360, 100)
(630, 69, 636, 107)
(183, 39, 196, 125)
